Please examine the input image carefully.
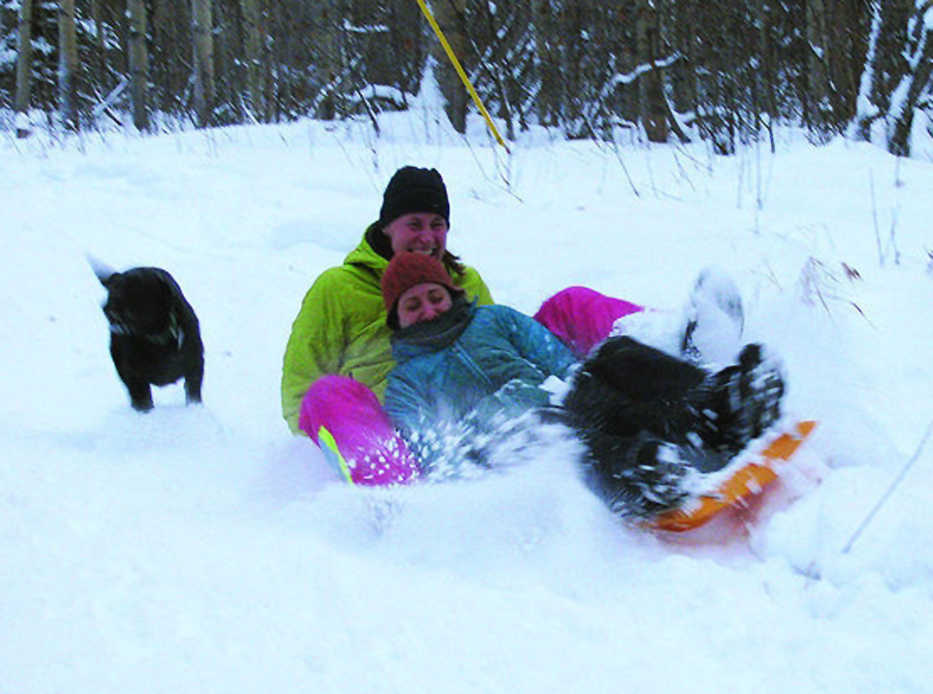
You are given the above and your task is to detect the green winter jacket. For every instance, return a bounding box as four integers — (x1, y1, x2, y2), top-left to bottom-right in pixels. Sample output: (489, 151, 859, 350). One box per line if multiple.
(281, 225, 494, 434)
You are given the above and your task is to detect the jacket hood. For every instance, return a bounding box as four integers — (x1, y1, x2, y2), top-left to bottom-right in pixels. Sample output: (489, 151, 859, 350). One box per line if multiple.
(344, 224, 390, 274)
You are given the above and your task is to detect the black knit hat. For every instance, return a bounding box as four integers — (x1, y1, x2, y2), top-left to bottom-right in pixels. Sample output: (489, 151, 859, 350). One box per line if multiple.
(379, 166, 450, 227)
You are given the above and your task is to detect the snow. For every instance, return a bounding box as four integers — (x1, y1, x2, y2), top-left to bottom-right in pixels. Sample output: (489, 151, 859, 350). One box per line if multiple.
(2, 113, 932, 693)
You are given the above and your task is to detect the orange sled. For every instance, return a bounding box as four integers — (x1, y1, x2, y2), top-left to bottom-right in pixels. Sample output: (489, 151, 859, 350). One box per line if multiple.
(648, 420, 818, 532)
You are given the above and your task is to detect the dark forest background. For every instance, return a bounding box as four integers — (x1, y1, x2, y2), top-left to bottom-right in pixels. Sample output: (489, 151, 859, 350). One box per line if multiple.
(2, 0, 931, 156)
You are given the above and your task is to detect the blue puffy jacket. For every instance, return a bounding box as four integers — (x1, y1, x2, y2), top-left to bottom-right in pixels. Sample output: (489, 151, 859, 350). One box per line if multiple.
(384, 303, 577, 453)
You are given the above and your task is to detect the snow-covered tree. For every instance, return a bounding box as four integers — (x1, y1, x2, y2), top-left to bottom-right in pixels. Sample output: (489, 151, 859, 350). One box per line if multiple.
(854, 0, 933, 156)
(0, 0, 926, 157)
(887, 0, 933, 155)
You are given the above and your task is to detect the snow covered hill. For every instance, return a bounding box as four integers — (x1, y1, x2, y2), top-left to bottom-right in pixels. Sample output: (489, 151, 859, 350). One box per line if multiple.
(2, 116, 931, 693)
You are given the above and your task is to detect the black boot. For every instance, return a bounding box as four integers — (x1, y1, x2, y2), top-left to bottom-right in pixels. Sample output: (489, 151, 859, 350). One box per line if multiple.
(681, 267, 745, 364)
(692, 343, 785, 457)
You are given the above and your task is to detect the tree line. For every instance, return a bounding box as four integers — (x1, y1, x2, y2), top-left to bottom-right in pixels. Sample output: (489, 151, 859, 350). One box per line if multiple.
(1, 0, 930, 156)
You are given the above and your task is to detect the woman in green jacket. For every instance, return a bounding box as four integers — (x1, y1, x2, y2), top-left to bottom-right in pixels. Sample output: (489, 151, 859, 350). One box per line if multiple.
(280, 166, 495, 484)
(281, 166, 494, 434)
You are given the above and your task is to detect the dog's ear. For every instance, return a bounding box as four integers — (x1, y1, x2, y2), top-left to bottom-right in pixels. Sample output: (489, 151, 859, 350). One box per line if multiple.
(87, 254, 117, 287)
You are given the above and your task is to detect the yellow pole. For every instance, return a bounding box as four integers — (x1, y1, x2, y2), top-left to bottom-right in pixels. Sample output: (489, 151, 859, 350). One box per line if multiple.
(414, 0, 510, 153)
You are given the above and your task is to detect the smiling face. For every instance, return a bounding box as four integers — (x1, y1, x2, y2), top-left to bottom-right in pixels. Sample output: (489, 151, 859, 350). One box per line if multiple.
(396, 282, 453, 328)
(382, 212, 449, 259)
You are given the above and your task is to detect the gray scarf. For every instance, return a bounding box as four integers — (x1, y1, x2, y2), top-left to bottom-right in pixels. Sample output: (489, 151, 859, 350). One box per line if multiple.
(391, 296, 475, 352)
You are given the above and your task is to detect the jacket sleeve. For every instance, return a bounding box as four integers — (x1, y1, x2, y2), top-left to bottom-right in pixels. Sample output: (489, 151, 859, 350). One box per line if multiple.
(495, 306, 579, 382)
(383, 372, 425, 439)
(470, 378, 552, 424)
(281, 271, 347, 434)
(387, 370, 508, 477)
(462, 307, 578, 437)
(384, 370, 452, 470)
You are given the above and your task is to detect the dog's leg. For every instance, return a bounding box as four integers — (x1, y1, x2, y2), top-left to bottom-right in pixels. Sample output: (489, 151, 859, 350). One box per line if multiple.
(127, 381, 154, 412)
(184, 369, 203, 405)
(184, 348, 204, 404)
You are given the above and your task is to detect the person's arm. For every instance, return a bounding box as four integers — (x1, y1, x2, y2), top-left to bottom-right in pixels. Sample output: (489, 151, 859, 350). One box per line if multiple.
(466, 307, 579, 434)
(470, 379, 552, 424)
(496, 306, 579, 381)
(281, 272, 347, 434)
(384, 371, 451, 470)
(383, 373, 424, 437)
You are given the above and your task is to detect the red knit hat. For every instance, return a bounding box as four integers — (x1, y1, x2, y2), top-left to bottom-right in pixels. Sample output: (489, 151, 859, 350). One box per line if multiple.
(381, 252, 462, 325)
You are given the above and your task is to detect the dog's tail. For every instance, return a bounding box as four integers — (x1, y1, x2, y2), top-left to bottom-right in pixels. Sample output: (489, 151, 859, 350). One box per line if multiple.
(86, 253, 116, 285)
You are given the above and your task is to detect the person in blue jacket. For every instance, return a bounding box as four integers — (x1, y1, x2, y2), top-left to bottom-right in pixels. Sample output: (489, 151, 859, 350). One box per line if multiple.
(381, 252, 785, 518)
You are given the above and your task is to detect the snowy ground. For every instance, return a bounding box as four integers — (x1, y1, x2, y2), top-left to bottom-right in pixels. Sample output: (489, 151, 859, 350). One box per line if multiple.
(2, 110, 932, 693)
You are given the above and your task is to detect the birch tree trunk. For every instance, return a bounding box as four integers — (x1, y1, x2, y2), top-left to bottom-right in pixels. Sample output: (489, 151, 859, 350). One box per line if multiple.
(240, 0, 265, 120)
(191, 0, 215, 127)
(853, 0, 885, 140)
(128, 0, 149, 131)
(14, 0, 35, 137)
(888, 2, 933, 155)
(853, 0, 915, 145)
(431, 0, 468, 134)
(58, 0, 79, 130)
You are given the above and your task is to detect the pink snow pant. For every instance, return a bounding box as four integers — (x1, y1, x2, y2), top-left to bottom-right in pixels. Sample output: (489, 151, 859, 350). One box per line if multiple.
(299, 375, 421, 486)
(534, 286, 644, 359)
(299, 286, 644, 486)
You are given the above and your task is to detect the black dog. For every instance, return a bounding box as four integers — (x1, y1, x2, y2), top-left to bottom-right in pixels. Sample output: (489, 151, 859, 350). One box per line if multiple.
(91, 259, 204, 411)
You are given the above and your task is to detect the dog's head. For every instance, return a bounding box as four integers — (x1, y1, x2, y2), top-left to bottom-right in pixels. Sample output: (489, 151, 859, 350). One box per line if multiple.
(99, 269, 174, 337)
